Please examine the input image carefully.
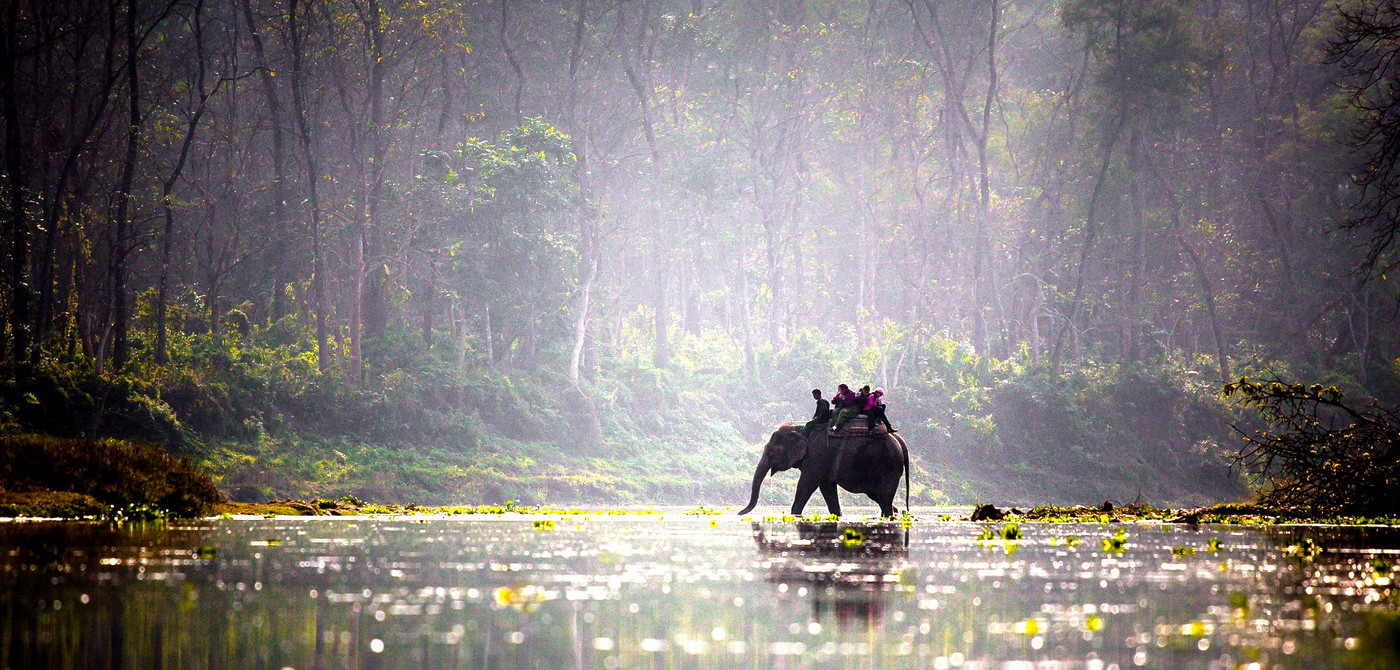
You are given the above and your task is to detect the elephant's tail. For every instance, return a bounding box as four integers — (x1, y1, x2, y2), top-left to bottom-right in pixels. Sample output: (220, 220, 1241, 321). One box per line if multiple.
(897, 433, 910, 516)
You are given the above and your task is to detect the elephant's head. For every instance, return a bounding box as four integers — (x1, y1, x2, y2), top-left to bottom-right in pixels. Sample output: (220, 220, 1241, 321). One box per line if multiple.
(737, 425, 808, 515)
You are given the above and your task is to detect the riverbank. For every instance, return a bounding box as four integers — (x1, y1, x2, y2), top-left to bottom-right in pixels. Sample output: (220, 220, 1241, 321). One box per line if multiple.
(0, 435, 223, 519)
(171, 498, 1400, 527)
(0, 329, 1254, 510)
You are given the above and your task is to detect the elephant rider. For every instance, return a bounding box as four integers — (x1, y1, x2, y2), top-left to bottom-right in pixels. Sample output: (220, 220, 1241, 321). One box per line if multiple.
(867, 388, 896, 433)
(802, 388, 832, 436)
(830, 383, 861, 432)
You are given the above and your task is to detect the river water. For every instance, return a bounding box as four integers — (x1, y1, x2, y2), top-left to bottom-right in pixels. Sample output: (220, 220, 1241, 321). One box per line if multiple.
(2, 507, 1399, 669)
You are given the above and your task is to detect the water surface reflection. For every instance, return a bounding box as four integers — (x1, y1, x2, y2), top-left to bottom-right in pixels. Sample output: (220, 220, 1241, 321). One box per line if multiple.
(2, 512, 1399, 668)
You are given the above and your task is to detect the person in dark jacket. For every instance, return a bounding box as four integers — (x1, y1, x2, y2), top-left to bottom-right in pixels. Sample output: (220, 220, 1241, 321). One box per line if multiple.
(802, 389, 831, 436)
(854, 385, 871, 411)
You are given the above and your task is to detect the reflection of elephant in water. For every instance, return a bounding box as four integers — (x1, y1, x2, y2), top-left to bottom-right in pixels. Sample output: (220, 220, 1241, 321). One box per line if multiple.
(737, 424, 909, 517)
(752, 521, 910, 628)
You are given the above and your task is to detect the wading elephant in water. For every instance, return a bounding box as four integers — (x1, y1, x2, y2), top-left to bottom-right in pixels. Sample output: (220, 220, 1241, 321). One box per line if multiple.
(737, 424, 910, 518)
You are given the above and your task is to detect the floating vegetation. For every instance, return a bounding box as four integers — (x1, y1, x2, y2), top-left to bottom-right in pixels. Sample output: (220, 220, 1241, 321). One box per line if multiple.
(1372, 558, 1393, 584)
(493, 585, 547, 613)
(110, 504, 166, 522)
(1101, 529, 1127, 555)
(1205, 538, 1224, 554)
(532, 519, 556, 531)
(194, 545, 217, 560)
(1285, 537, 1323, 562)
(1228, 591, 1251, 618)
(685, 505, 722, 515)
(840, 528, 866, 547)
(1171, 545, 1196, 558)
(975, 523, 1023, 554)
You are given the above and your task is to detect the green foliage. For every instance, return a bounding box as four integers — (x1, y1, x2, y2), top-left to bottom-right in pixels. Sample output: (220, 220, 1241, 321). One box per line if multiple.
(0, 435, 223, 517)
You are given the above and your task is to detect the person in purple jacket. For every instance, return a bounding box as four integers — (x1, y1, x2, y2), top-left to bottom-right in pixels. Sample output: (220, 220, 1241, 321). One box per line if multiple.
(867, 388, 896, 433)
(830, 383, 860, 432)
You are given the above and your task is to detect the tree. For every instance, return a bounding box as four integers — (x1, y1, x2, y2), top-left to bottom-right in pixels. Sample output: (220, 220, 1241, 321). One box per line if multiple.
(1330, 0, 1400, 275)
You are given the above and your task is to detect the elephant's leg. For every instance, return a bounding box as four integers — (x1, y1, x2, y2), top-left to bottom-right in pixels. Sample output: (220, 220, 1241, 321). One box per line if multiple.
(791, 477, 820, 516)
(874, 472, 902, 518)
(819, 482, 841, 517)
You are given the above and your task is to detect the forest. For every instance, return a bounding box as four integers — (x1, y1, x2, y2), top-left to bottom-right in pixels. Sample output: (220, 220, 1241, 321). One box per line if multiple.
(2, 0, 1399, 510)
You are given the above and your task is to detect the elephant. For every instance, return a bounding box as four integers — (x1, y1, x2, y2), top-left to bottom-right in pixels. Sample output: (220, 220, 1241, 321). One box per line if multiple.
(737, 423, 910, 518)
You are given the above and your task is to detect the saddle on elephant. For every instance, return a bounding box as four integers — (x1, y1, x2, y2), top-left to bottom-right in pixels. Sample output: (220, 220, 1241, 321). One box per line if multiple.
(828, 414, 887, 437)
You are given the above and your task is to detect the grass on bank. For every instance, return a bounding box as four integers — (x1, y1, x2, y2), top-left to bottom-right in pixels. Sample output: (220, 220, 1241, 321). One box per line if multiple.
(0, 435, 223, 518)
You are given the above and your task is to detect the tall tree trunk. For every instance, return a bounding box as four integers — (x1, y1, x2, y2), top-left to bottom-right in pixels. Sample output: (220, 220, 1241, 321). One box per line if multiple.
(737, 212, 754, 376)
(619, 2, 668, 368)
(566, 0, 599, 385)
(1122, 126, 1146, 363)
(155, 0, 210, 366)
(289, 0, 328, 374)
(241, 0, 291, 323)
(111, 0, 143, 372)
(971, 0, 1000, 357)
(1052, 106, 1128, 368)
(1177, 235, 1229, 385)
(499, 0, 524, 118)
(33, 10, 121, 363)
(349, 0, 386, 385)
(482, 301, 494, 365)
(1, 0, 30, 363)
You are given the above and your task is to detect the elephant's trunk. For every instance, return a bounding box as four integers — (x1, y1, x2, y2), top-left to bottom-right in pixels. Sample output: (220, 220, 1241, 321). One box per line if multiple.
(737, 453, 771, 515)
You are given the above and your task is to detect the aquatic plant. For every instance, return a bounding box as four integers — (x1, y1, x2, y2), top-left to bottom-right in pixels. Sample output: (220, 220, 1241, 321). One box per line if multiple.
(841, 528, 866, 547)
(1171, 545, 1196, 558)
(1101, 529, 1128, 554)
(532, 519, 556, 531)
(1285, 537, 1323, 561)
(975, 522, 1023, 554)
(110, 504, 167, 522)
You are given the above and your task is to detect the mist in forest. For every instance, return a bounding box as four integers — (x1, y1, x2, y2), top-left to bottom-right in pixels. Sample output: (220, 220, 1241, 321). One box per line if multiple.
(2, 0, 1397, 507)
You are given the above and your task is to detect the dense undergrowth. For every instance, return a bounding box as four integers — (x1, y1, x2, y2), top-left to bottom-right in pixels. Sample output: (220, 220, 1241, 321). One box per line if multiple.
(0, 300, 1272, 508)
(0, 435, 222, 517)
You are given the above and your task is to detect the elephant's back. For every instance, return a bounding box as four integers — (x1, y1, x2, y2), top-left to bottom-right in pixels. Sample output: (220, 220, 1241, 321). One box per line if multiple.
(834, 433, 903, 472)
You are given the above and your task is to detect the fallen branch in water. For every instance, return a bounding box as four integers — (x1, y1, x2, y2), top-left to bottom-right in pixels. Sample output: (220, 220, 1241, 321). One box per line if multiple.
(1223, 377, 1400, 515)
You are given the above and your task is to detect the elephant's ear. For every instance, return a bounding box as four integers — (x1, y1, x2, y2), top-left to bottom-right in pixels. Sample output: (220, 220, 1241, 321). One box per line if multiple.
(783, 430, 807, 468)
